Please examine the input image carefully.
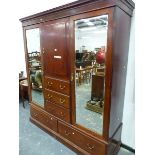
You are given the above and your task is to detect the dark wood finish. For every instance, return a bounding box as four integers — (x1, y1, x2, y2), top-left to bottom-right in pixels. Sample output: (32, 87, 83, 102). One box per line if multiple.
(19, 0, 134, 27)
(44, 89, 70, 108)
(108, 6, 132, 139)
(20, 79, 29, 108)
(91, 74, 104, 100)
(20, 0, 135, 154)
(19, 76, 27, 99)
(30, 105, 57, 132)
(44, 76, 70, 95)
(107, 123, 122, 155)
(30, 116, 91, 155)
(40, 18, 69, 80)
(58, 121, 106, 155)
(69, 8, 114, 140)
(45, 101, 71, 123)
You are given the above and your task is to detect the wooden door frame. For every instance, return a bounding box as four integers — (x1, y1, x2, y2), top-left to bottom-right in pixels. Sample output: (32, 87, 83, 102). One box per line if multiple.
(69, 7, 114, 140)
(23, 24, 45, 109)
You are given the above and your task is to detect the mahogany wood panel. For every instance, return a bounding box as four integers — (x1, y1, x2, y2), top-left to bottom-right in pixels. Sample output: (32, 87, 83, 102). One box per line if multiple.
(44, 89, 70, 108)
(30, 105, 57, 132)
(58, 121, 106, 155)
(107, 123, 122, 155)
(44, 76, 70, 95)
(69, 8, 114, 140)
(91, 74, 105, 100)
(20, 0, 135, 154)
(20, 0, 134, 27)
(30, 117, 95, 155)
(109, 6, 132, 138)
(40, 18, 69, 79)
(45, 101, 71, 123)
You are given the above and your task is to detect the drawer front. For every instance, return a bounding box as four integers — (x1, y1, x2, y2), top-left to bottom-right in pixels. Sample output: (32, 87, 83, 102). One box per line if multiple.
(45, 101, 70, 123)
(44, 77, 70, 95)
(58, 121, 105, 155)
(44, 89, 70, 108)
(30, 106, 57, 132)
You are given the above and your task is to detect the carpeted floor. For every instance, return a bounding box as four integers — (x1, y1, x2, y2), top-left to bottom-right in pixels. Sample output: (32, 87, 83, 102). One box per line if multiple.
(76, 83, 103, 134)
(19, 101, 134, 155)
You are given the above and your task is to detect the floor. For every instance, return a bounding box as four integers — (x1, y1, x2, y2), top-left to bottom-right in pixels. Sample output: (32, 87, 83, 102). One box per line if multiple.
(19, 101, 134, 155)
(32, 90, 44, 106)
(76, 83, 103, 134)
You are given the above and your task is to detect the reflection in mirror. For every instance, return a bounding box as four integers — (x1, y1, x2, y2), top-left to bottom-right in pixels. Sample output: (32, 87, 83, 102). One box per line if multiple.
(26, 28, 44, 107)
(75, 15, 108, 134)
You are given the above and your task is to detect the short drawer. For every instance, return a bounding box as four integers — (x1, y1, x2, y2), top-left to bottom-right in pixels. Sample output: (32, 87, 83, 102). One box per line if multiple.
(58, 121, 105, 155)
(45, 101, 70, 123)
(44, 89, 70, 108)
(30, 106, 57, 132)
(44, 77, 70, 95)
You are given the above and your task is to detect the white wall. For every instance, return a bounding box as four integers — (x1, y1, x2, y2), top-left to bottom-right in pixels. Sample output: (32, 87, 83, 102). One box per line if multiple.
(122, 10, 135, 148)
(75, 29, 107, 52)
(17, 0, 135, 148)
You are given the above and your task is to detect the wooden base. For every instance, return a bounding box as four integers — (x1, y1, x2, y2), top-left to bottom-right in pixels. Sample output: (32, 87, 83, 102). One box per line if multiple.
(30, 115, 121, 155)
(30, 117, 89, 155)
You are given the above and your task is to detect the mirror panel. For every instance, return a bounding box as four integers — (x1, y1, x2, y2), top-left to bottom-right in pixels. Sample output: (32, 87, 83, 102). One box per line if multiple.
(75, 15, 108, 134)
(26, 28, 44, 107)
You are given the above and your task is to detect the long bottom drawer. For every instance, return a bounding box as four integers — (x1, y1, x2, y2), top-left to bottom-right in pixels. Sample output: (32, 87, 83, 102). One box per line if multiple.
(58, 121, 105, 155)
(30, 105, 57, 132)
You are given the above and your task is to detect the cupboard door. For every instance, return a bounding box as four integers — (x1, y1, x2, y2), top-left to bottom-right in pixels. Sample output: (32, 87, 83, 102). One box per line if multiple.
(40, 18, 69, 79)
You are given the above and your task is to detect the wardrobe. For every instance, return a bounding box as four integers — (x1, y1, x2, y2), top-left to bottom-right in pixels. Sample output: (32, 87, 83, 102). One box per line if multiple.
(20, 0, 135, 154)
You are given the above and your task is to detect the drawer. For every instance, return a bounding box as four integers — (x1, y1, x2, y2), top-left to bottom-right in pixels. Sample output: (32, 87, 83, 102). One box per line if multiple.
(58, 121, 105, 155)
(45, 101, 70, 123)
(44, 77, 70, 95)
(44, 89, 70, 108)
(30, 106, 57, 132)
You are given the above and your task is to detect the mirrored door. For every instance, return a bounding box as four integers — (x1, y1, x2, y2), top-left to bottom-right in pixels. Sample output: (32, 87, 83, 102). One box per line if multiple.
(26, 28, 44, 107)
(74, 14, 108, 134)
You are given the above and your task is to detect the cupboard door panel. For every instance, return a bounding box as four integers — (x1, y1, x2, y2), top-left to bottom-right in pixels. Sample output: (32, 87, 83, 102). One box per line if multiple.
(40, 18, 69, 78)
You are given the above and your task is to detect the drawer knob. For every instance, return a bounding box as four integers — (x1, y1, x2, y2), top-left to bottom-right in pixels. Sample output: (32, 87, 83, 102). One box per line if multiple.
(65, 131, 71, 136)
(59, 84, 65, 90)
(48, 94, 52, 99)
(87, 143, 95, 150)
(50, 117, 53, 120)
(42, 48, 45, 54)
(33, 113, 37, 117)
(60, 112, 64, 117)
(48, 81, 53, 87)
(60, 98, 65, 104)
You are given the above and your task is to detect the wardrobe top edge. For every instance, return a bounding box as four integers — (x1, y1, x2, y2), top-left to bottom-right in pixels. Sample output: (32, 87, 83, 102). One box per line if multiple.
(19, 0, 135, 22)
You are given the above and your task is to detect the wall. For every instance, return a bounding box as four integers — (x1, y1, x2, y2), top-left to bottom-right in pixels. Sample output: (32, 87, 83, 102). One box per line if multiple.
(121, 10, 135, 148)
(18, 0, 135, 148)
(75, 28, 107, 52)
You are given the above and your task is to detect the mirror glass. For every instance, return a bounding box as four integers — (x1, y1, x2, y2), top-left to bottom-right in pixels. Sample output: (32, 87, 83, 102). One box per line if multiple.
(75, 15, 108, 134)
(26, 28, 44, 107)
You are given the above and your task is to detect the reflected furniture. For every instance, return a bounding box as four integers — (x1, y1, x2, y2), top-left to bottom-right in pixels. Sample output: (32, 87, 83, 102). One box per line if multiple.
(20, 0, 134, 154)
(76, 66, 93, 85)
(91, 74, 104, 101)
(20, 79, 28, 108)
